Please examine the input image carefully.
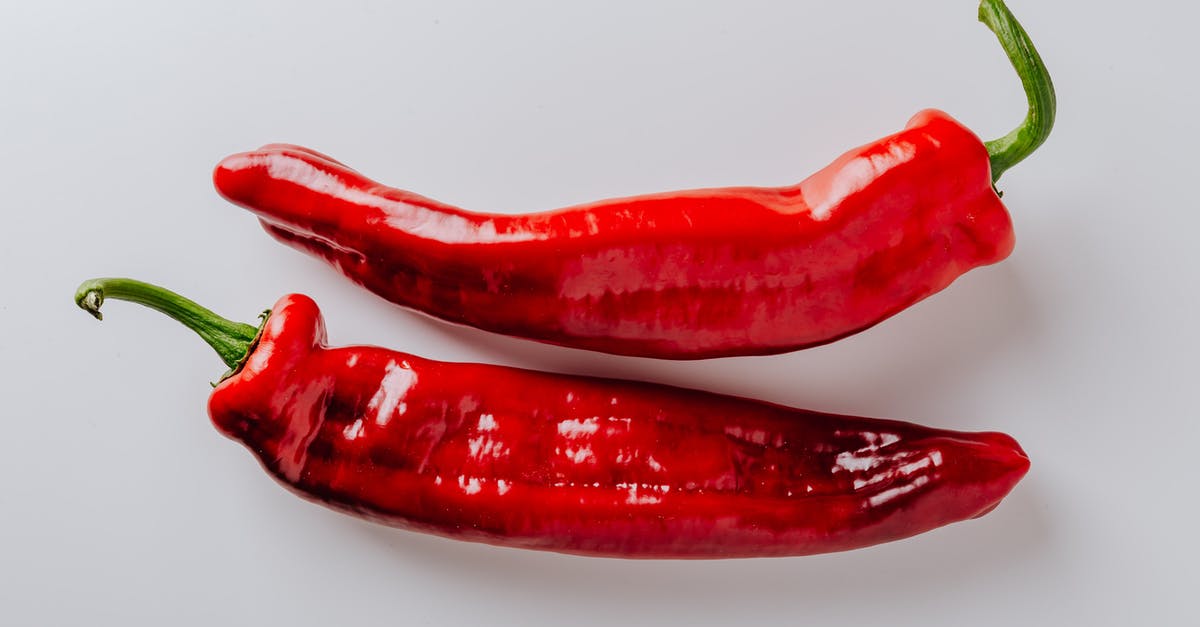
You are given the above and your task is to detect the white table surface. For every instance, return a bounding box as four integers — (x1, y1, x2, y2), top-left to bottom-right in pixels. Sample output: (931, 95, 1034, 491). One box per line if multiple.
(3, 1, 1195, 624)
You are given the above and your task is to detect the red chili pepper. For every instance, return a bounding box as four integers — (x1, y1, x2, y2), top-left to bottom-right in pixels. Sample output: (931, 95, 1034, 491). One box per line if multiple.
(76, 278, 1029, 558)
(212, 0, 1055, 359)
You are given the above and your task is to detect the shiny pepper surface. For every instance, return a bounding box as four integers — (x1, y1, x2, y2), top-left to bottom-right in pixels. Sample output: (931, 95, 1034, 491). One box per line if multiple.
(216, 112, 1008, 359)
(213, 0, 1054, 359)
(75, 279, 1029, 559)
(220, 295, 1030, 557)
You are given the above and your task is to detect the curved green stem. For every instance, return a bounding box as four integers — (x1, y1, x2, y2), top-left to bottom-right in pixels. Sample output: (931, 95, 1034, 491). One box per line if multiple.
(75, 278, 262, 371)
(979, 0, 1056, 184)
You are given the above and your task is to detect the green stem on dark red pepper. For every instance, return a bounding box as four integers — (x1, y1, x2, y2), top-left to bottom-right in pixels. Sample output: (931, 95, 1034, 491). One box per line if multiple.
(980, 0, 1056, 184)
(75, 278, 262, 372)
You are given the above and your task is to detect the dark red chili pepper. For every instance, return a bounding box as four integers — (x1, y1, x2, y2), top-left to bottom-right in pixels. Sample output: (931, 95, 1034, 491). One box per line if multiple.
(212, 0, 1055, 359)
(76, 278, 1029, 558)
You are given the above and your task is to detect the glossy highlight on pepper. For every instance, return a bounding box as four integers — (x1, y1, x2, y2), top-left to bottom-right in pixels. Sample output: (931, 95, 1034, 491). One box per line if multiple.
(213, 0, 1054, 359)
(75, 278, 1030, 558)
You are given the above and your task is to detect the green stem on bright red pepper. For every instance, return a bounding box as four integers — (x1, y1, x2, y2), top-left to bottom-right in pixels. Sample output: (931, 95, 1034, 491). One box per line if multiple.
(75, 277, 262, 372)
(979, 0, 1056, 184)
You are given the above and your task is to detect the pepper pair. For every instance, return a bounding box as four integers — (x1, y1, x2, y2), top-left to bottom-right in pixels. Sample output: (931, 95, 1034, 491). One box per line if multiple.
(79, 0, 1053, 558)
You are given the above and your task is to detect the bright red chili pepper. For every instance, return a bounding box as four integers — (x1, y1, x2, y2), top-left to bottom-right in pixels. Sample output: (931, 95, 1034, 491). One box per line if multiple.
(75, 278, 1029, 558)
(212, 0, 1054, 359)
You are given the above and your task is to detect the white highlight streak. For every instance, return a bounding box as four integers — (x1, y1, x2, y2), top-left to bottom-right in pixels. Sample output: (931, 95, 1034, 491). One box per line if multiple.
(366, 361, 417, 427)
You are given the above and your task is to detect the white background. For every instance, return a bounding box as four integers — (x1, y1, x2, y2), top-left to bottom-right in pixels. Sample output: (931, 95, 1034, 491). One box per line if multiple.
(2, 1, 1196, 624)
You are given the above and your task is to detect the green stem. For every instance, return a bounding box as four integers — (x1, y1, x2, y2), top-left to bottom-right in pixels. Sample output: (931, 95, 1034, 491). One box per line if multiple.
(979, 0, 1056, 184)
(75, 278, 262, 371)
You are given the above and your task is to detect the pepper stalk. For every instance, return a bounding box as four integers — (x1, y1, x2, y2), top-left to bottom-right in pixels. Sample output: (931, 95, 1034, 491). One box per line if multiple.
(979, 0, 1056, 184)
(75, 278, 265, 377)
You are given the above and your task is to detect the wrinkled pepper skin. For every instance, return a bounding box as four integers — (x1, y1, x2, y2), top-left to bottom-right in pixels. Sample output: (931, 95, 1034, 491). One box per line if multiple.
(213, 110, 1012, 359)
(209, 293, 1029, 558)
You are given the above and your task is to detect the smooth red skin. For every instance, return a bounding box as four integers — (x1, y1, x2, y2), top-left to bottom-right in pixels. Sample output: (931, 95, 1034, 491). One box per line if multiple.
(209, 294, 1029, 558)
(214, 110, 1014, 359)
